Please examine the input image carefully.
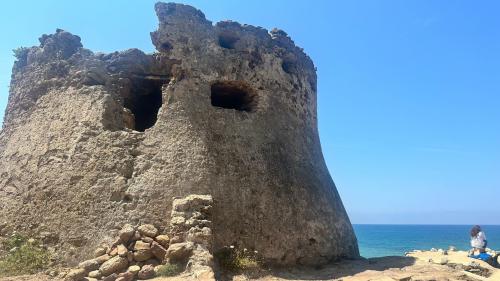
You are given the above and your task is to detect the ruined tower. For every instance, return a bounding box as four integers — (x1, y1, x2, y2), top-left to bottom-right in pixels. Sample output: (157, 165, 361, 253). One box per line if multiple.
(0, 3, 359, 265)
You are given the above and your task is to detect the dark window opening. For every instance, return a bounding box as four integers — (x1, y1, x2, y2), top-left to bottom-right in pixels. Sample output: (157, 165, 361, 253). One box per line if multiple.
(211, 81, 257, 112)
(218, 31, 240, 49)
(281, 58, 297, 74)
(160, 41, 173, 52)
(124, 76, 165, 132)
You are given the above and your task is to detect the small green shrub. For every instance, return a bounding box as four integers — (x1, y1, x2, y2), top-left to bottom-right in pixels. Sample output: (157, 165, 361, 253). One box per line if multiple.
(155, 263, 183, 277)
(215, 246, 261, 272)
(0, 233, 51, 277)
(12, 47, 29, 60)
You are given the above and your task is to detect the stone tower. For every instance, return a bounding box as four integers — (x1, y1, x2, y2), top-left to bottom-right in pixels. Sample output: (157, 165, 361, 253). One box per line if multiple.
(0, 3, 359, 265)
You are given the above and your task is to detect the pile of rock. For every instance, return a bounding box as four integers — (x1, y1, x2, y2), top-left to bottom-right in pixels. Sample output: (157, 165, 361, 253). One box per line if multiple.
(65, 224, 170, 281)
(64, 194, 215, 281)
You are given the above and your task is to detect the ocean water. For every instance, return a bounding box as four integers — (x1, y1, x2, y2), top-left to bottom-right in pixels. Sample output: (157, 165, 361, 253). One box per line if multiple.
(353, 224, 500, 258)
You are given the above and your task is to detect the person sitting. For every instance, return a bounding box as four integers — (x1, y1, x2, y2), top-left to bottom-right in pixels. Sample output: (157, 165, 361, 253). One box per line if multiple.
(469, 225, 487, 255)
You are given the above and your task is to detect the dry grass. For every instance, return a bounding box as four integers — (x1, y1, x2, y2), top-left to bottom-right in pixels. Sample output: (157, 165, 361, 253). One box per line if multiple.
(0, 234, 51, 277)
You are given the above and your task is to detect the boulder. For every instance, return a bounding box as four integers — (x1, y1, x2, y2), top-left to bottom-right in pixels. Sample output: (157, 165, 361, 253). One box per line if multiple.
(116, 271, 135, 281)
(155, 234, 170, 248)
(101, 273, 118, 281)
(127, 265, 141, 275)
(166, 242, 194, 262)
(109, 247, 119, 256)
(138, 224, 159, 238)
(88, 270, 101, 279)
(94, 247, 108, 257)
(117, 244, 128, 257)
(133, 250, 153, 262)
(95, 254, 111, 264)
(65, 268, 86, 281)
(99, 256, 129, 276)
(138, 264, 155, 280)
(151, 241, 167, 261)
(119, 224, 135, 243)
(134, 240, 151, 251)
(78, 259, 100, 273)
(142, 237, 154, 243)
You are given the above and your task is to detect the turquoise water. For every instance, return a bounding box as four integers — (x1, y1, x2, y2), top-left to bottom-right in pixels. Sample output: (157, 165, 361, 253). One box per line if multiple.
(353, 224, 500, 258)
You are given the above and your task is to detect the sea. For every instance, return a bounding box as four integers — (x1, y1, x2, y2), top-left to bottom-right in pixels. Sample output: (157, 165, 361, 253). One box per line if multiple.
(353, 224, 500, 258)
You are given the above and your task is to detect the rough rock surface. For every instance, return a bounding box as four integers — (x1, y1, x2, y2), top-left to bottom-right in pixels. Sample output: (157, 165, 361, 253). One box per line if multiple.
(0, 2, 358, 265)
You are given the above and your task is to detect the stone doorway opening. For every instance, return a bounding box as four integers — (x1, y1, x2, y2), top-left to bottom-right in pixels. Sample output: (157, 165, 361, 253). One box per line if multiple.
(124, 76, 166, 132)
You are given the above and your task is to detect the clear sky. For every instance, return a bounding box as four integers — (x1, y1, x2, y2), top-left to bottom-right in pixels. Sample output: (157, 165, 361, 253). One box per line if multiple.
(0, 1, 499, 225)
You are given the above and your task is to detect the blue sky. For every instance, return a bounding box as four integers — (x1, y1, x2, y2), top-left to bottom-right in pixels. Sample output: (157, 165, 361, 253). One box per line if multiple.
(0, 1, 499, 225)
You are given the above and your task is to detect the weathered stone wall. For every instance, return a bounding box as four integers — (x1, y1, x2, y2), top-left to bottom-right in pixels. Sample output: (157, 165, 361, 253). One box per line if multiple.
(0, 2, 358, 266)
